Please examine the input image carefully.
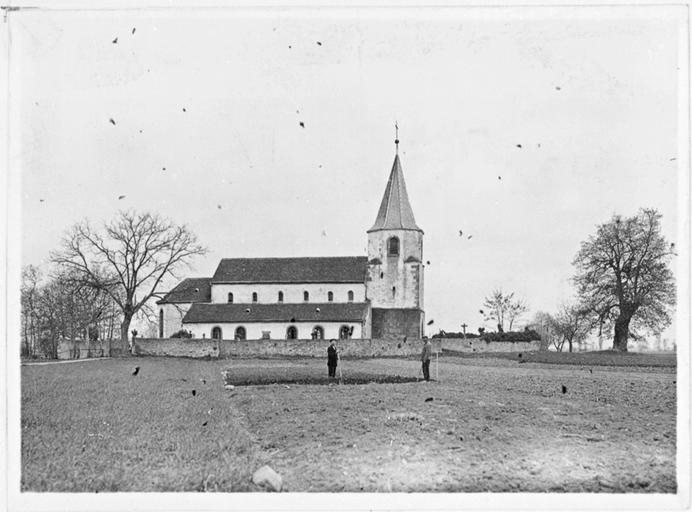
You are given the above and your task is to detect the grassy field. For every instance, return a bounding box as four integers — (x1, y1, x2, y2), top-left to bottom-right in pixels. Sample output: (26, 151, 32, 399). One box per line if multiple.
(21, 352, 677, 492)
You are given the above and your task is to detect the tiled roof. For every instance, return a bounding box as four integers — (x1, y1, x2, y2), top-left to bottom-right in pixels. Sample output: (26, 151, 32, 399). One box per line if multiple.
(211, 256, 368, 284)
(157, 278, 211, 304)
(183, 302, 369, 324)
(368, 154, 422, 233)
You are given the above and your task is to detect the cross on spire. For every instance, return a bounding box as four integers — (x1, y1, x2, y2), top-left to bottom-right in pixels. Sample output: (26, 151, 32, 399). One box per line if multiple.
(395, 121, 399, 154)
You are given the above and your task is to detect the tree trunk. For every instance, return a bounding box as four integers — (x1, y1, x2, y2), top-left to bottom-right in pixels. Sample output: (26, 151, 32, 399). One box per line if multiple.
(613, 314, 631, 352)
(568, 339, 573, 353)
(121, 313, 133, 352)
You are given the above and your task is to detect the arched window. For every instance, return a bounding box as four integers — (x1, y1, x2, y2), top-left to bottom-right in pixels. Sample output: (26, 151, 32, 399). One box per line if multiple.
(252, 292, 258, 303)
(347, 290, 354, 302)
(159, 309, 164, 338)
(339, 325, 351, 340)
(392, 286, 396, 298)
(286, 326, 298, 339)
(234, 326, 246, 340)
(211, 326, 222, 340)
(327, 291, 333, 302)
(312, 326, 324, 340)
(388, 236, 400, 256)
(227, 292, 233, 303)
(304, 291, 309, 302)
(278, 291, 284, 303)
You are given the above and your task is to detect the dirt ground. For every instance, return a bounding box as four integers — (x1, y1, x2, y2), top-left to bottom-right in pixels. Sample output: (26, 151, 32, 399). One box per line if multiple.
(21, 354, 676, 492)
(225, 356, 676, 492)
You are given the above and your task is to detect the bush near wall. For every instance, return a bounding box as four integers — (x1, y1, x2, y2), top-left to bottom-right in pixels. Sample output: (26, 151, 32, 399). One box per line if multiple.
(432, 330, 541, 342)
(480, 330, 541, 342)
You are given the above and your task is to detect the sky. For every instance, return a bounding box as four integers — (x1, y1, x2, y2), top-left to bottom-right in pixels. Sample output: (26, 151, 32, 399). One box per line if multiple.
(10, 4, 687, 337)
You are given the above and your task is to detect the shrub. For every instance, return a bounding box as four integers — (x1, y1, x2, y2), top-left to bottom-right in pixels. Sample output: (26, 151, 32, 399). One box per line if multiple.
(431, 331, 479, 339)
(170, 329, 193, 339)
(480, 330, 541, 342)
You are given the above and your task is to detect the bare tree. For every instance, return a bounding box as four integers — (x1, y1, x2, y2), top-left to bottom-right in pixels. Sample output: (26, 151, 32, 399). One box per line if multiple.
(573, 208, 676, 352)
(20, 265, 42, 358)
(483, 289, 528, 332)
(528, 311, 555, 351)
(51, 211, 207, 351)
(551, 304, 592, 353)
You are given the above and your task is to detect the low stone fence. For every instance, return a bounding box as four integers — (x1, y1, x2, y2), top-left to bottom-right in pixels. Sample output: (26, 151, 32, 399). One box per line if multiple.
(437, 337, 541, 353)
(133, 337, 432, 359)
(133, 337, 539, 359)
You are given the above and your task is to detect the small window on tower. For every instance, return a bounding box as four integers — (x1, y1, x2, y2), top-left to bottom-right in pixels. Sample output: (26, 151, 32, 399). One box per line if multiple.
(388, 237, 400, 256)
(278, 291, 284, 303)
(252, 292, 258, 303)
(227, 292, 233, 303)
(304, 291, 309, 302)
(327, 291, 333, 302)
(348, 290, 354, 302)
(392, 286, 396, 298)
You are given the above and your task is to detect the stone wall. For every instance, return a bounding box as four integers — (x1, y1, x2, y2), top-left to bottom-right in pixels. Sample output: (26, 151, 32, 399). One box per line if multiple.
(134, 337, 435, 359)
(135, 338, 221, 358)
(438, 337, 541, 353)
(371, 308, 423, 339)
(133, 337, 539, 359)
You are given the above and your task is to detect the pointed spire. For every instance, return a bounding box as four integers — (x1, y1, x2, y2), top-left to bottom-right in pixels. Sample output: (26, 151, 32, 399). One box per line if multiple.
(368, 153, 422, 233)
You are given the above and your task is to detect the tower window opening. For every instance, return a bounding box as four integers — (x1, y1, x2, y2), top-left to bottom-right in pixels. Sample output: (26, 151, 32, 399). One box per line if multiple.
(387, 236, 400, 256)
(227, 292, 234, 303)
(347, 290, 354, 302)
(278, 291, 284, 303)
(327, 291, 333, 302)
(392, 286, 396, 298)
(252, 292, 258, 303)
(304, 291, 309, 302)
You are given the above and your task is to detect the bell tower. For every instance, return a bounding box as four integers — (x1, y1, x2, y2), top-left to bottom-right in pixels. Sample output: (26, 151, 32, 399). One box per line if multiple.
(366, 130, 425, 339)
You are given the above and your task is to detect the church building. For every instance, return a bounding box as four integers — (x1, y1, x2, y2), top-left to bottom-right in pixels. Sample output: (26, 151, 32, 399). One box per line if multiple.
(157, 144, 425, 341)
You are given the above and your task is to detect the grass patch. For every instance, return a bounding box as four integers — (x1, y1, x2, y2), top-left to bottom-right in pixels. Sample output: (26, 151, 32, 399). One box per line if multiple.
(443, 350, 676, 368)
(22, 355, 676, 492)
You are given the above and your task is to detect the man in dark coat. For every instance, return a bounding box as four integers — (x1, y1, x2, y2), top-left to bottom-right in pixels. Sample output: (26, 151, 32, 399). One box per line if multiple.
(421, 337, 432, 381)
(327, 339, 338, 378)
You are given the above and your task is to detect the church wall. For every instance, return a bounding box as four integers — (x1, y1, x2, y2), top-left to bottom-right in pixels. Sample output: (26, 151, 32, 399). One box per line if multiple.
(159, 303, 192, 338)
(184, 322, 363, 341)
(210, 283, 366, 304)
(366, 229, 423, 309)
(370, 308, 424, 339)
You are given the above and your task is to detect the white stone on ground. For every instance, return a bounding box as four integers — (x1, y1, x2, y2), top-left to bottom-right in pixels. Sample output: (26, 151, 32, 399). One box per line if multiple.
(252, 465, 283, 491)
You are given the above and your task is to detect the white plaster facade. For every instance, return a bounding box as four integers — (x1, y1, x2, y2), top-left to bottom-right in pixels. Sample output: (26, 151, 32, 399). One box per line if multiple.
(186, 321, 363, 341)
(160, 303, 193, 338)
(210, 283, 365, 305)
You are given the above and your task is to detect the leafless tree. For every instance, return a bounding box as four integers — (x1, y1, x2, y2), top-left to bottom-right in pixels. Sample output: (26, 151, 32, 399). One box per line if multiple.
(551, 304, 592, 353)
(573, 208, 676, 352)
(483, 289, 528, 331)
(20, 265, 42, 358)
(528, 311, 555, 351)
(51, 210, 207, 351)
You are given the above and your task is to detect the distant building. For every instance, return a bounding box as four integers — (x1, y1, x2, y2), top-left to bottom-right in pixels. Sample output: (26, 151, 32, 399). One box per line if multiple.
(157, 146, 425, 341)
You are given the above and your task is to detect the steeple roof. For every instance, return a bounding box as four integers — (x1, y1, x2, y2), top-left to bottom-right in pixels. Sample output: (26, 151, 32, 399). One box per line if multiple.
(368, 154, 422, 233)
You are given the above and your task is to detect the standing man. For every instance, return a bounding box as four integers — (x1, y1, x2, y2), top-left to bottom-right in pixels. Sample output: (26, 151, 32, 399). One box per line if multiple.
(421, 337, 432, 381)
(327, 339, 338, 378)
